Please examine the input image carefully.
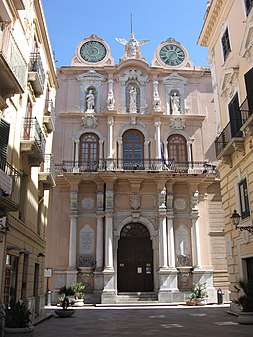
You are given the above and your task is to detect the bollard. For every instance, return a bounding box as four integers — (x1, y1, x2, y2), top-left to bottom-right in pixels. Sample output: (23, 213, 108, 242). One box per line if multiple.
(46, 290, 52, 306)
(217, 288, 223, 304)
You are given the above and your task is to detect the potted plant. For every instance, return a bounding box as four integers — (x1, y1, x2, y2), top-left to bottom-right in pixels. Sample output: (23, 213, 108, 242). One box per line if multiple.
(188, 282, 208, 306)
(72, 282, 85, 300)
(1, 300, 35, 336)
(54, 286, 75, 318)
(233, 280, 253, 325)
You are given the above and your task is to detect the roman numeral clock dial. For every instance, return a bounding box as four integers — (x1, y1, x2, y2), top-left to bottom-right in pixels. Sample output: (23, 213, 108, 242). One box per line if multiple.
(159, 43, 185, 66)
(80, 40, 107, 63)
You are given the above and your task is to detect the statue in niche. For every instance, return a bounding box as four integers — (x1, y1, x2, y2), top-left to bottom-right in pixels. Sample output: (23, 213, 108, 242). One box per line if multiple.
(86, 89, 95, 110)
(153, 90, 161, 111)
(107, 89, 115, 110)
(129, 86, 137, 112)
(170, 92, 180, 114)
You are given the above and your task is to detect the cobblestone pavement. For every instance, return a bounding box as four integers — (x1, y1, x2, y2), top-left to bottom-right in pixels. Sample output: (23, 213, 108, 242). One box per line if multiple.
(33, 305, 253, 337)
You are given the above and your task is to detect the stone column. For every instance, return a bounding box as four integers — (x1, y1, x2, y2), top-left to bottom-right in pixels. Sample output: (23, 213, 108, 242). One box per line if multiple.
(167, 217, 176, 268)
(159, 211, 168, 268)
(154, 118, 161, 159)
(67, 189, 79, 286)
(118, 140, 123, 169)
(74, 140, 79, 167)
(104, 213, 113, 270)
(190, 191, 201, 267)
(107, 117, 114, 170)
(96, 216, 104, 270)
(99, 140, 104, 170)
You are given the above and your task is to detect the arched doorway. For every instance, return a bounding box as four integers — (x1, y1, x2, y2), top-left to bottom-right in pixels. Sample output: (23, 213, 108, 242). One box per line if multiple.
(117, 223, 153, 292)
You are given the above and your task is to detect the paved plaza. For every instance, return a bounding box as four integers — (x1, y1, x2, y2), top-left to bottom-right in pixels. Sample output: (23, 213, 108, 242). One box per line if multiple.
(33, 305, 253, 337)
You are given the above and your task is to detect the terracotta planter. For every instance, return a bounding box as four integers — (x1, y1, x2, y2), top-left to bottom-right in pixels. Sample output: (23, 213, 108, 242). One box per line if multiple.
(4, 326, 35, 337)
(186, 300, 197, 306)
(238, 312, 253, 325)
(54, 309, 75, 318)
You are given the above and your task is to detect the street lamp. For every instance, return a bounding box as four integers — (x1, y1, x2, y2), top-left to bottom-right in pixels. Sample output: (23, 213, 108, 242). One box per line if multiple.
(230, 209, 253, 234)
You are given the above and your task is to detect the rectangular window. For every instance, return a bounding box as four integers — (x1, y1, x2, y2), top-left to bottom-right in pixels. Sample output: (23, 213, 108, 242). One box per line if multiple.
(239, 178, 250, 219)
(221, 28, 231, 61)
(245, 0, 253, 15)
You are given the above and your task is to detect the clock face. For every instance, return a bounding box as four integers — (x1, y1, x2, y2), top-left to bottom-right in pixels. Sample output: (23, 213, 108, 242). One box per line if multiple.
(80, 40, 107, 63)
(159, 44, 185, 66)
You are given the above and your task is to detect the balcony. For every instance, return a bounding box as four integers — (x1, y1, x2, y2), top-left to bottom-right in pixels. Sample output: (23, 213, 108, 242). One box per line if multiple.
(0, 24, 27, 101)
(55, 159, 217, 178)
(0, 157, 21, 214)
(20, 117, 46, 166)
(43, 99, 56, 133)
(28, 52, 45, 96)
(240, 97, 253, 135)
(215, 119, 244, 165)
(39, 154, 56, 190)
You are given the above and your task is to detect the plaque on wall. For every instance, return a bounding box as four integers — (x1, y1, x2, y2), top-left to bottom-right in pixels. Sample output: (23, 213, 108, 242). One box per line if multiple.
(174, 198, 186, 210)
(175, 224, 190, 266)
(80, 224, 95, 255)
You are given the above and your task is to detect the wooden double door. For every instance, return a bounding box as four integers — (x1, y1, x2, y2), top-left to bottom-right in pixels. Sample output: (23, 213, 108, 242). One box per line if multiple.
(117, 223, 153, 292)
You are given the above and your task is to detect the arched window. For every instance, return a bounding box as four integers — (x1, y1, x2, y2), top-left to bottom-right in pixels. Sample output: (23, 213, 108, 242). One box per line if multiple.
(123, 129, 144, 170)
(167, 134, 187, 162)
(79, 133, 99, 171)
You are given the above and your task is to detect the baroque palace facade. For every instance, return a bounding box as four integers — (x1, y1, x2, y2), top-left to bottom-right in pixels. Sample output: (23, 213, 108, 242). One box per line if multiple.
(46, 32, 229, 304)
(199, 0, 253, 313)
(0, 0, 57, 317)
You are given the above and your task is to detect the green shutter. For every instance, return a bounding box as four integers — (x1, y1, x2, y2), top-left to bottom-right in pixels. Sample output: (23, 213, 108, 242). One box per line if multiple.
(0, 118, 10, 159)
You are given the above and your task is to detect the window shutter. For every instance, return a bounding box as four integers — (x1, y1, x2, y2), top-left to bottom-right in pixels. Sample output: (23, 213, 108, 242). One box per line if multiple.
(0, 118, 10, 159)
(244, 68, 253, 115)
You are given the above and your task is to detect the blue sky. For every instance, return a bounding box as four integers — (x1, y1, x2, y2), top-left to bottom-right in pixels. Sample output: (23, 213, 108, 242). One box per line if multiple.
(42, 0, 208, 67)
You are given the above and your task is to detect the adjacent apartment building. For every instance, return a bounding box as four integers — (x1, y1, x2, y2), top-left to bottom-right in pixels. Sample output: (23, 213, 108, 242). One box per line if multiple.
(0, 0, 57, 317)
(45, 31, 229, 304)
(199, 0, 253, 312)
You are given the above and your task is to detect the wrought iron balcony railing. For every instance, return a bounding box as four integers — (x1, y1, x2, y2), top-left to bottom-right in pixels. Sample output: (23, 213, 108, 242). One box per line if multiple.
(215, 119, 243, 158)
(39, 154, 56, 188)
(0, 25, 27, 94)
(20, 117, 46, 160)
(55, 159, 217, 177)
(28, 52, 45, 95)
(43, 99, 56, 133)
(0, 156, 22, 211)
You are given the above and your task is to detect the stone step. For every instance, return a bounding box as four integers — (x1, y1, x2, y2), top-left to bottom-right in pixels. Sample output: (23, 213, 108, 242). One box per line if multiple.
(116, 292, 158, 303)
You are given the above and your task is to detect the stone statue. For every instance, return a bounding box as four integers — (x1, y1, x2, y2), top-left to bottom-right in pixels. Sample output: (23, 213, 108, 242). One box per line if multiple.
(115, 33, 149, 59)
(86, 89, 95, 110)
(129, 86, 137, 112)
(107, 89, 115, 110)
(153, 90, 161, 111)
(171, 92, 180, 114)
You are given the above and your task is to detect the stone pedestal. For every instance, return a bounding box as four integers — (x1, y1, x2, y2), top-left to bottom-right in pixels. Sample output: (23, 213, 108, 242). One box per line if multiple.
(101, 269, 116, 304)
(158, 268, 179, 303)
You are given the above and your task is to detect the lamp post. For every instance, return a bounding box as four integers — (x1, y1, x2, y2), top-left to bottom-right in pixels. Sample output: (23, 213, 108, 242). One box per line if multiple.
(230, 209, 253, 234)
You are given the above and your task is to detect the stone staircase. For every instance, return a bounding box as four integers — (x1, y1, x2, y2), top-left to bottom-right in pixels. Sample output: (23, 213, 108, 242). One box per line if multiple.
(115, 292, 159, 305)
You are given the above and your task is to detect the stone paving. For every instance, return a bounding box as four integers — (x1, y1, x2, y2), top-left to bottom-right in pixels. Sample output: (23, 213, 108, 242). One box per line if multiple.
(33, 305, 253, 337)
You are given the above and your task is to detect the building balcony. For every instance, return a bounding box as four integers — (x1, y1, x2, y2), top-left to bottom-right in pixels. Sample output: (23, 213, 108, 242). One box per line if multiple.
(20, 117, 46, 166)
(215, 119, 244, 164)
(39, 154, 56, 190)
(28, 52, 45, 96)
(55, 159, 218, 178)
(43, 99, 55, 133)
(0, 157, 21, 215)
(239, 97, 253, 136)
(0, 24, 27, 102)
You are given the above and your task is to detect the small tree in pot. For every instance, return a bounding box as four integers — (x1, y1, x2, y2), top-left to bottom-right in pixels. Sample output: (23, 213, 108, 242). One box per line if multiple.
(55, 286, 75, 318)
(1, 300, 34, 337)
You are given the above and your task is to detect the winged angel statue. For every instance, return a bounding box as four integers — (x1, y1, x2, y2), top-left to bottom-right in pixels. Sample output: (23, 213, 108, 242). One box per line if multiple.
(116, 33, 149, 59)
